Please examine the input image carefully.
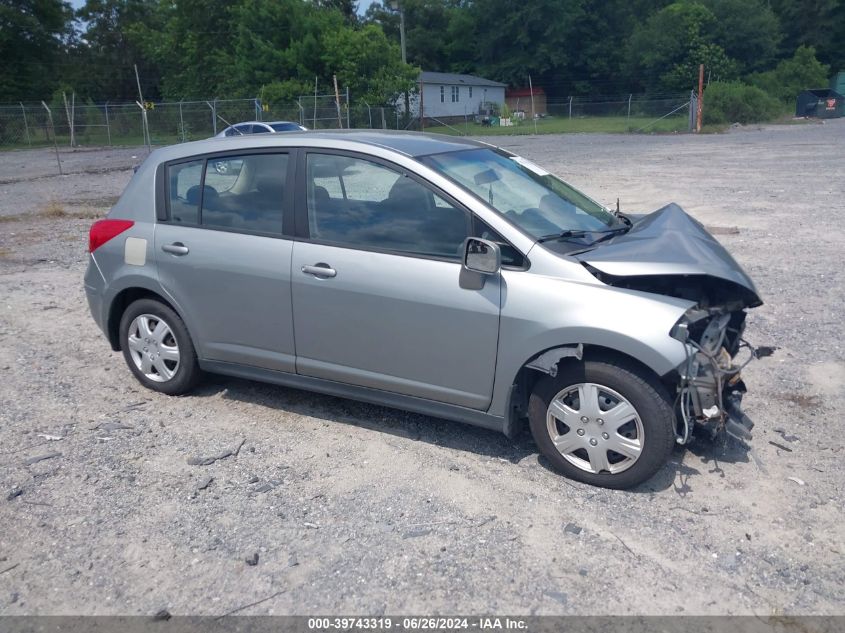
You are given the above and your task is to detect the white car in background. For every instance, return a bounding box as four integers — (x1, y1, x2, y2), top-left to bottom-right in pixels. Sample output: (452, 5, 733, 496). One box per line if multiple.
(214, 121, 307, 138)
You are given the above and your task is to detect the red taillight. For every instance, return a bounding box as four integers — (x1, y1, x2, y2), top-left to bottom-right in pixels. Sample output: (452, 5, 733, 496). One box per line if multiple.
(89, 219, 134, 253)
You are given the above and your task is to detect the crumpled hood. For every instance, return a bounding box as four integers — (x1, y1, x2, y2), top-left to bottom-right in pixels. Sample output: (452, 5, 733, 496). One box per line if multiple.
(574, 203, 762, 306)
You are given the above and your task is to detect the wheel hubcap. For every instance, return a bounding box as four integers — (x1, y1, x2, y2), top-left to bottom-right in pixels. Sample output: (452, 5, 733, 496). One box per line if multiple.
(126, 314, 180, 382)
(546, 382, 644, 475)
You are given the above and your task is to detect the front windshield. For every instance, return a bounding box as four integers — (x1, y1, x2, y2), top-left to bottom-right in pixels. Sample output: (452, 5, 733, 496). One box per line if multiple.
(423, 148, 618, 240)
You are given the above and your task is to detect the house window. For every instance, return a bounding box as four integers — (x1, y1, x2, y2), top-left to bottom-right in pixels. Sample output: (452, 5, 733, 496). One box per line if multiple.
(451, 86, 459, 102)
(469, 86, 473, 98)
(440, 86, 445, 103)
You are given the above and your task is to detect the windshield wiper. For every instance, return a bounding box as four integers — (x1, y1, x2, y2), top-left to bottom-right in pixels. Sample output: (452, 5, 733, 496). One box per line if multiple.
(537, 226, 628, 244)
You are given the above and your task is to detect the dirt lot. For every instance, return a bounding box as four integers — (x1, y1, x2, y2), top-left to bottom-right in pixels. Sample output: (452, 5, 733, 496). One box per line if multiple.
(1, 122, 843, 616)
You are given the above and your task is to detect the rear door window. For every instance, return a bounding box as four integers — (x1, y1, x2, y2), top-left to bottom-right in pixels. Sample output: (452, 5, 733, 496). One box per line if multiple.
(201, 153, 288, 235)
(166, 154, 289, 234)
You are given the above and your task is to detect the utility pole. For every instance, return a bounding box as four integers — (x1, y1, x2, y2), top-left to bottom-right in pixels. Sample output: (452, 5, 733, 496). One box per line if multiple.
(696, 63, 704, 133)
(390, 1, 411, 123)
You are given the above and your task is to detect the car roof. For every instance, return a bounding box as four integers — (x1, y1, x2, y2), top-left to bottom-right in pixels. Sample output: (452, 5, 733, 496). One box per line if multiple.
(151, 130, 490, 163)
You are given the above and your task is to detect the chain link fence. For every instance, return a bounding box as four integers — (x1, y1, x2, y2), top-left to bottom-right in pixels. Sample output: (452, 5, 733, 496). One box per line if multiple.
(0, 92, 698, 149)
(0, 97, 404, 149)
(421, 92, 695, 136)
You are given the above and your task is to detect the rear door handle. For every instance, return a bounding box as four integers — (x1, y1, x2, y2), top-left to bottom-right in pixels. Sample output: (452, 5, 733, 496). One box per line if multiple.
(162, 242, 189, 256)
(301, 263, 337, 278)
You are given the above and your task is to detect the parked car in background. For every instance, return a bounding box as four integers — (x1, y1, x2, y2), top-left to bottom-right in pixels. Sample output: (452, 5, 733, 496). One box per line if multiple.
(214, 120, 307, 138)
(84, 131, 762, 489)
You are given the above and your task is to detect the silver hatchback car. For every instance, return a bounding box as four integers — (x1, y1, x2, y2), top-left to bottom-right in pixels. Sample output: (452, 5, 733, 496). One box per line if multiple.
(84, 131, 762, 488)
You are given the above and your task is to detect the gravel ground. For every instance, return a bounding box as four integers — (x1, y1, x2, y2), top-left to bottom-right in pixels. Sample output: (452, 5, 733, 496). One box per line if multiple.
(1, 122, 843, 616)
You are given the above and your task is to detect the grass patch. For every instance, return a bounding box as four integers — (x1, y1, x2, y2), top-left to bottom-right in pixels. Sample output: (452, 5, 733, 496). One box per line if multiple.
(40, 201, 69, 218)
(426, 115, 690, 137)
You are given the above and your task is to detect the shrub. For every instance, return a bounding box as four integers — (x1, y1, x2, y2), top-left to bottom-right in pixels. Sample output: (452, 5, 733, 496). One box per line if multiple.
(703, 81, 782, 124)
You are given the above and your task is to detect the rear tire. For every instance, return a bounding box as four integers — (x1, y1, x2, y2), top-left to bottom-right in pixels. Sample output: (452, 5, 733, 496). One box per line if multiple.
(528, 357, 675, 489)
(119, 298, 201, 395)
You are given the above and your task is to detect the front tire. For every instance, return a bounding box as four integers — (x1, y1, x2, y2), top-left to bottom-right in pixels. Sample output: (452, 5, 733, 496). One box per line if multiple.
(528, 357, 675, 489)
(119, 298, 201, 395)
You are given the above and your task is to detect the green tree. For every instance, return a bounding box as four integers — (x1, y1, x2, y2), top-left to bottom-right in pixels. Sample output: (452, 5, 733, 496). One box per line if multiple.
(626, 2, 736, 92)
(0, 0, 73, 100)
(71, 0, 163, 101)
(750, 45, 831, 103)
(700, 0, 781, 74)
(133, 0, 240, 99)
(770, 0, 844, 70)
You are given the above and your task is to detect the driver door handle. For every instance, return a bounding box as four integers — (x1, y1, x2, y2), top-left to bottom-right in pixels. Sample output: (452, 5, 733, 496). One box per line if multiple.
(301, 263, 337, 278)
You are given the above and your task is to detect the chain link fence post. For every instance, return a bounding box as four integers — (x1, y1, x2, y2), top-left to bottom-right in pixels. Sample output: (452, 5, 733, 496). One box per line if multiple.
(20, 103, 31, 146)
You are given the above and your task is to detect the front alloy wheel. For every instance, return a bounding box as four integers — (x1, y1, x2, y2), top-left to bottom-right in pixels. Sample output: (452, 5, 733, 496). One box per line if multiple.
(546, 382, 645, 474)
(529, 357, 675, 489)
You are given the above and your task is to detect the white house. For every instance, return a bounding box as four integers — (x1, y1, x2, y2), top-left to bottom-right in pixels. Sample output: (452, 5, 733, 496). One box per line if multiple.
(404, 71, 507, 120)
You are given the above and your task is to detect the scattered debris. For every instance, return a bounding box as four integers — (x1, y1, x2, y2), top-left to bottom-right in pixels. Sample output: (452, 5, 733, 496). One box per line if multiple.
(403, 528, 432, 539)
(773, 428, 799, 443)
(578, 569, 588, 576)
(288, 553, 299, 567)
(215, 589, 286, 619)
(36, 433, 63, 441)
(787, 476, 806, 486)
(474, 515, 496, 528)
(23, 452, 61, 466)
(247, 475, 259, 484)
(705, 225, 740, 235)
(543, 590, 568, 605)
(96, 421, 132, 432)
(152, 609, 171, 621)
(564, 523, 582, 535)
(613, 533, 638, 558)
(0, 563, 19, 575)
(448, 464, 460, 471)
(254, 483, 274, 493)
(754, 346, 777, 359)
(303, 522, 319, 529)
(769, 441, 793, 452)
(187, 438, 246, 466)
(6, 488, 22, 501)
(196, 476, 213, 491)
(245, 552, 259, 566)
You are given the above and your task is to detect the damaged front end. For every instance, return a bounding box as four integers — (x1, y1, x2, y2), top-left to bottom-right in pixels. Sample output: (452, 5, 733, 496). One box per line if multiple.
(574, 203, 770, 446)
(670, 306, 761, 446)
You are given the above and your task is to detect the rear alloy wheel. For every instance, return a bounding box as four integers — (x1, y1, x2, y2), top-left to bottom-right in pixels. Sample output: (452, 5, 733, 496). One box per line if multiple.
(529, 358, 675, 489)
(119, 298, 200, 395)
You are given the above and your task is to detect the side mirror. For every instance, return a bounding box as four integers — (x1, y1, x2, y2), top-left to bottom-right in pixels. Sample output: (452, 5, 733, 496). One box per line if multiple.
(460, 237, 501, 290)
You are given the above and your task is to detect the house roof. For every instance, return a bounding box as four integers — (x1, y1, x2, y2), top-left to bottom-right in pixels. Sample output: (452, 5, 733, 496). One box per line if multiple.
(419, 71, 507, 88)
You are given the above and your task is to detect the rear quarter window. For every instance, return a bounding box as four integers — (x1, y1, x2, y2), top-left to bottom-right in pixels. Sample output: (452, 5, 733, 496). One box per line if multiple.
(167, 160, 204, 224)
